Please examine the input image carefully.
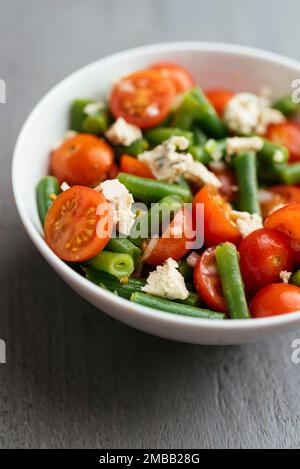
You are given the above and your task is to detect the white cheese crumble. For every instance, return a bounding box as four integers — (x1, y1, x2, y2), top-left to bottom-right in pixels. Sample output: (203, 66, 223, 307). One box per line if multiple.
(61, 181, 71, 192)
(138, 137, 222, 188)
(105, 117, 142, 146)
(187, 252, 200, 268)
(280, 271, 292, 284)
(83, 102, 106, 116)
(224, 93, 285, 136)
(231, 211, 263, 238)
(96, 179, 135, 236)
(142, 258, 189, 301)
(226, 137, 264, 156)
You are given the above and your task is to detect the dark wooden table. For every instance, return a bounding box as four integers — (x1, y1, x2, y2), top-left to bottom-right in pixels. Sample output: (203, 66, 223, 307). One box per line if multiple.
(1, 0, 300, 449)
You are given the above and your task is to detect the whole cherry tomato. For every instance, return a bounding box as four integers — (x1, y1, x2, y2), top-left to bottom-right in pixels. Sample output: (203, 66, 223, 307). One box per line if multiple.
(250, 284, 300, 318)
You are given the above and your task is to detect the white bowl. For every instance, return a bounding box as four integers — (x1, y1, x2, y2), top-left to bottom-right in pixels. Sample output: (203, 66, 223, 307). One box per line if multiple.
(12, 42, 300, 345)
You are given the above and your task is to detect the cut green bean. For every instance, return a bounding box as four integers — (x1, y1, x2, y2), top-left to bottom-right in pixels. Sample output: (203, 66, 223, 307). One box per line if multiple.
(233, 152, 261, 215)
(118, 173, 192, 203)
(114, 139, 149, 158)
(36, 176, 60, 226)
(130, 292, 225, 320)
(193, 127, 208, 145)
(189, 145, 212, 165)
(291, 270, 300, 287)
(277, 162, 300, 185)
(172, 91, 200, 130)
(85, 251, 134, 279)
(84, 269, 201, 306)
(145, 127, 194, 146)
(273, 96, 300, 117)
(70, 99, 94, 132)
(82, 109, 110, 135)
(106, 238, 142, 265)
(258, 140, 289, 166)
(129, 194, 183, 246)
(215, 243, 250, 320)
(178, 259, 194, 283)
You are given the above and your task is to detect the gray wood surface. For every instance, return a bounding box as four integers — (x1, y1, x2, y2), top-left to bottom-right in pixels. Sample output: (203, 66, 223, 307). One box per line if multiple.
(1, 0, 300, 449)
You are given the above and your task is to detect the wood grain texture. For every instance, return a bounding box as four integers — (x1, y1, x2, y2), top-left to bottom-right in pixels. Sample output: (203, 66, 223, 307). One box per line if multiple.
(1, 0, 300, 449)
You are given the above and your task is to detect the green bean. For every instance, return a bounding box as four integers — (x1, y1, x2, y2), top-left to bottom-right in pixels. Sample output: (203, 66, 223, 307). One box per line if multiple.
(193, 127, 208, 145)
(178, 259, 194, 283)
(172, 88, 226, 138)
(233, 152, 261, 215)
(130, 292, 225, 320)
(114, 139, 149, 158)
(273, 96, 300, 117)
(215, 243, 250, 320)
(118, 173, 192, 203)
(70, 99, 94, 132)
(189, 145, 212, 165)
(84, 269, 201, 306)
(82, 109, 110, 135)
(36, 176, 60, 226)
(204, 138, 227, 161)
(85, 251, 134, 279)
(106, 238, 141, 265)
(145, 127, 194, 146)
(291, 271, 300, 287)
(258, 140, 289, 166)
(129, 195, 183, 247)
(276, 162, 300, 185)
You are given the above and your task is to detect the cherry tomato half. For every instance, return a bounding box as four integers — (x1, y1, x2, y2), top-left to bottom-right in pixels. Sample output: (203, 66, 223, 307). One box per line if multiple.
(250, 284, 300, 318)
(109, 70, 175, 129)
(265, 121, 300, 162)
(260, 185, 300, 218)
(51, 134, 114, 187)
(142, 208, 194, 266)
(239, 228, 294, 295)
(265, 203, 300, 243)
(194, 247, 227, 313)
(44, 186, 113, 262)
(120, 154, 154, 179)
(150, 62, 194, 94)
(205, 89, 235, 117)
(193, 186, 241, 247)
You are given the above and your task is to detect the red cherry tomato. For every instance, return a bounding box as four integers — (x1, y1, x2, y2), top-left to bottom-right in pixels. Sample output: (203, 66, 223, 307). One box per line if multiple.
(120, 154, 154, 179)
(51, 134, 114, 187)
(193, 186, 241, 247)
(109, 70, 175, 129)
(239, 228, 294, 294)
(265, 121, 300, 162)
(260, 185, 300, 218)
(205, 89, 235, 116)
(265, 203, 300, 243)
(250, 284, 300, 318)
(44, 186, 113, 262)
(143, 208, 194, 266)
(194, 247, 227, 313)
(150, 62, 194, 94)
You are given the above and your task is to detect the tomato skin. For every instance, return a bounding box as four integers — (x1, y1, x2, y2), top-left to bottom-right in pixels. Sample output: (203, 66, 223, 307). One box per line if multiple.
(205, 89, 235, 117)
(51, 134, 114, 187)
(44, 186, 113, 262)
(239, 228, 294, 295)
(265, 121, 300, 162)
(265, 203, 300, 243)
(193, 186, 241, 247)
(143, 208, 194, 266)
(109, 70, 175, 129)
(150, 62, 194, 94)
(194, 247, 228, 313)
(250, 284, 300, 318)
(120, 154, 154, 179)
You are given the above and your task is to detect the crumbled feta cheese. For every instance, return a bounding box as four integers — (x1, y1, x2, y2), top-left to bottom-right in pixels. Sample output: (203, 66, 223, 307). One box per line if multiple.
(224, 93, 285, 136)
(61, 181, 71, 192)
(142, 258, 189, 301)
(83, 102, 106, 116)
(273, 149, 286, 163)
(105, 117, 142, 146)
(97, 179, 135, 236)
(187, 252, 200, 268)
(280, 271, 292, 284)
(138, 137, 222, 188)
(231, 211, 263, 238)
(226, 137, 264, 156)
